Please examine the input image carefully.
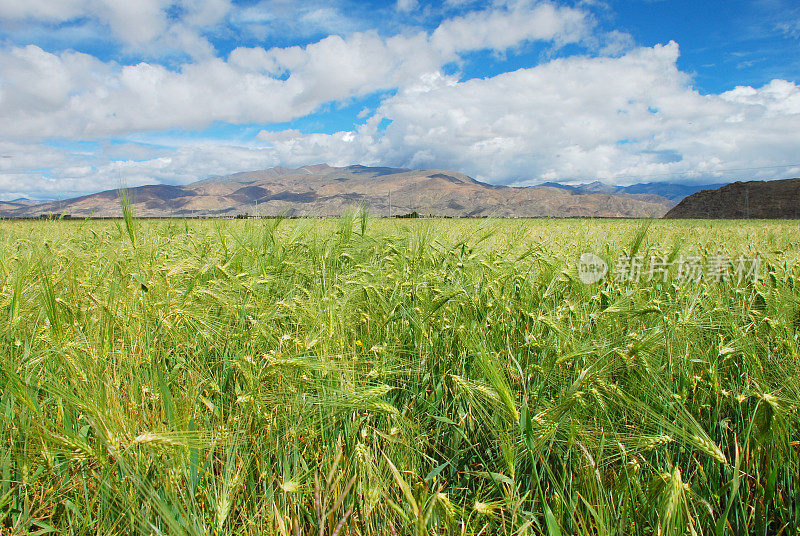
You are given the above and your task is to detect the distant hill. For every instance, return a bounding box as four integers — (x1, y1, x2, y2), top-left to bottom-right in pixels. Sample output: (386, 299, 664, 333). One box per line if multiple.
(0, 198, 39, 214)
(664, 178, 800, 219)
(540, 180, 728, 201)
(1, 164, 678, 219)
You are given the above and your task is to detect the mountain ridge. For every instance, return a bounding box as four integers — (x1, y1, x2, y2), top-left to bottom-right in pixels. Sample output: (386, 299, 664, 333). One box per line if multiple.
(1, 164, 689, 219)
(538, 180, 729, 201)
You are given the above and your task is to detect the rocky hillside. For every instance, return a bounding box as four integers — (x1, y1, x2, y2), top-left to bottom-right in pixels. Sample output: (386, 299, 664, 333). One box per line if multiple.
(1, 164, 676, 218)
(664, 178, 800, 219)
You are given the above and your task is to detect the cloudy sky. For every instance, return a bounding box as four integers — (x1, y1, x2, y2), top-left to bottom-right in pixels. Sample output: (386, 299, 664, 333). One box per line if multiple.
(1, 0, 799, 200)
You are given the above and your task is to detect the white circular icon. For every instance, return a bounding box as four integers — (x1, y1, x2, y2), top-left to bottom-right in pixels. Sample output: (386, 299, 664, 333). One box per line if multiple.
(578, 253, 608, 284)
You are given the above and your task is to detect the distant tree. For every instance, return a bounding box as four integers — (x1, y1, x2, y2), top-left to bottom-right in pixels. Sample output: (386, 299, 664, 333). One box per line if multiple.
(396, 211, 419, 219)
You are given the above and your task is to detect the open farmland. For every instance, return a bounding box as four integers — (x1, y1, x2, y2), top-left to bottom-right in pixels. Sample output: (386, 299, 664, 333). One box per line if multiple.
(1, 216, 799, 535)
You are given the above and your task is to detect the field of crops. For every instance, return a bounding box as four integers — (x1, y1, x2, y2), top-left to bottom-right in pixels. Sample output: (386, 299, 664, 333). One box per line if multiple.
(1, 215, 799, 535)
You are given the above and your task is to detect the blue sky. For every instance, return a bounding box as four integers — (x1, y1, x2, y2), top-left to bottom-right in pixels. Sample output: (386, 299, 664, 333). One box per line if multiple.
(1, 0, 799, 200)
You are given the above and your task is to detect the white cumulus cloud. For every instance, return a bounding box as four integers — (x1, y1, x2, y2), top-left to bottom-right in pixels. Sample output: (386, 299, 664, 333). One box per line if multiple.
(0, 2, 596, 138)
(256, 42, 800, 185)
(0, 0, 231, 58)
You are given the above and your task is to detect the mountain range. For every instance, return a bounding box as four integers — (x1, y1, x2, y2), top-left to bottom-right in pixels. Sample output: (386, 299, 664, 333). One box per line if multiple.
(539, 180, 727, 201)
(0, 164, 728, 219)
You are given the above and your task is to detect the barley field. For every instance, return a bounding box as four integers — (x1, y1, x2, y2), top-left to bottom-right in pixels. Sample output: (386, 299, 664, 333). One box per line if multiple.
(1, 215, 799, 535)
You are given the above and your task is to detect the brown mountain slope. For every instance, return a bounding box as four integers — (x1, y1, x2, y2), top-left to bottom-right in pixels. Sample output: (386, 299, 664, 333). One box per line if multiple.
(664, 178, 800, 219)
(1, 164, 675, 218)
